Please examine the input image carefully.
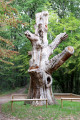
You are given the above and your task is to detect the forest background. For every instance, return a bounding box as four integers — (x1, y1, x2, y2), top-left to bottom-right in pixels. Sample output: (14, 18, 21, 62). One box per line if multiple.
(0, 0, 80, 94)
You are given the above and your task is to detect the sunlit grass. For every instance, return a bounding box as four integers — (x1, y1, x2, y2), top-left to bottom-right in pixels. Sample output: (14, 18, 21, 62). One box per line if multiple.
(2, 100, 80, 120)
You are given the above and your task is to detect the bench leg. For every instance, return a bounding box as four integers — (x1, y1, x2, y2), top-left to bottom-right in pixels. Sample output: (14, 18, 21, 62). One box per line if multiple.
(61, 99, 63, 108)
(46, 100, 47, 108)
(71, 99, 72, 102)
(11, 101, 13, 112)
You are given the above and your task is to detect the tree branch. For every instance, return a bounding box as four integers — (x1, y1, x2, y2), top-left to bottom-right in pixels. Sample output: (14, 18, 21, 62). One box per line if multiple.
(49, 32, 68, 51)
(28, 51, 32, 56)
(45, 46, 74, 74)
(25, 30, 39, 42)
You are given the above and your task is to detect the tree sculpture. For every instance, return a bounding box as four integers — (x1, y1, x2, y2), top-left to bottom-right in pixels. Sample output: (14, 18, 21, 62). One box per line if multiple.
(25, 11, 74, 105)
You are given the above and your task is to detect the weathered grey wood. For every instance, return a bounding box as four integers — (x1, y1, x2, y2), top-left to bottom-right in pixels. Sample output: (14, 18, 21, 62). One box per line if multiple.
(54, 93, 80, 97)
(72, 94, 80, 97)
(49, 32, 68, 51)
(11, 98, 47, 111)
(28, 51, 32, 56)
(11, 94, 27, 98)
(54, 93, 72, 96)
(45, 46, 74, 73)
(11, 99, 47, 101)
(61, 98, 80, 100)
(24, 11, 74, 106)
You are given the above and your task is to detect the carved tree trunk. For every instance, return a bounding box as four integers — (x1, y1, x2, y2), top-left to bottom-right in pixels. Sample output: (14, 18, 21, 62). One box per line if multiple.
(25, 11, 74, 105)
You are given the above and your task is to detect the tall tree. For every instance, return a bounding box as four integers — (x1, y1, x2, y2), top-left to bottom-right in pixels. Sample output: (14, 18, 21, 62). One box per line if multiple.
(50, 0, 80, 18)
(0, 0, 28, 91)
(25, 11, 74, 105)
(0, 0, 22, 64)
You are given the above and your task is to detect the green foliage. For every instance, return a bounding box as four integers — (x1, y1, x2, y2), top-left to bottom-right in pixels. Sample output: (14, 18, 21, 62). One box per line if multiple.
(0, 87, 21, 96)
(0, 0, 80, 94)
(48, 8, 80, 93)
(0, 0, 30, 91)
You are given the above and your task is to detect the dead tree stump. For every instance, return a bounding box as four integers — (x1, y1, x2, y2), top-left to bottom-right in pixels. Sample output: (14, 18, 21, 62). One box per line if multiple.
(25, 11, 74, 105)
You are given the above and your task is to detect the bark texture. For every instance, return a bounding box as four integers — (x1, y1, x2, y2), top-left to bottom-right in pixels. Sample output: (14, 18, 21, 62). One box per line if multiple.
(25, 11, 74, 105)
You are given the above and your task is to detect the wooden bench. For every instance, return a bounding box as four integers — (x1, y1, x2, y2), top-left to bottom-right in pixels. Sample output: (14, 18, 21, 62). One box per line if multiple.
(11, 95, 47, 111)
(61, 98, 80, 108)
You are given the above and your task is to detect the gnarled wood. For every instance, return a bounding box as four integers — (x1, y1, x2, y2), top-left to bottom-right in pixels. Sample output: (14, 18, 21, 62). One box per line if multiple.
(25, 11, 74, 106)
(49, 33, 68, 51)
(45, 46, 74, 74)
(28, 51, 32, 56)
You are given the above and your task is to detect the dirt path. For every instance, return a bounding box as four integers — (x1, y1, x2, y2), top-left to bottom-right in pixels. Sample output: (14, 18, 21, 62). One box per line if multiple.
(0, 87, 26, 120)
(0, 87, 26, 105)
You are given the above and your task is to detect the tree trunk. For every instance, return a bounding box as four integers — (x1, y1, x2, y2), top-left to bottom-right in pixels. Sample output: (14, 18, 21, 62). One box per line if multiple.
(25, 11, 74, 105)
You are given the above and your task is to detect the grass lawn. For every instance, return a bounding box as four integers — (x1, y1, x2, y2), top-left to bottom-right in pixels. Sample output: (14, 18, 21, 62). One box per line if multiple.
(2, 100, 80, 120)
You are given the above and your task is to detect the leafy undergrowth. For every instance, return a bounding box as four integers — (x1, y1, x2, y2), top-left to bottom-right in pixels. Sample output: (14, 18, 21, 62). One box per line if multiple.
(0, 87, 21, 96)
(2, 100, 80, 120)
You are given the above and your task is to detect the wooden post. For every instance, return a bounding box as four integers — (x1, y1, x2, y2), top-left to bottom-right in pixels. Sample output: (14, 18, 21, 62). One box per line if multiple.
(61, 99, 63, 108)
(11, 95, 14, 112)
(12, 95, 14, 99)
(71, 93, 72, 102)
(11, 101, 13, 112)
(46, 99, 47, 108)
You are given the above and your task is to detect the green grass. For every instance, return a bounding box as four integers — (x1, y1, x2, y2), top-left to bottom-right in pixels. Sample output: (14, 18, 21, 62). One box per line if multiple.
(2, 100, 80, 120)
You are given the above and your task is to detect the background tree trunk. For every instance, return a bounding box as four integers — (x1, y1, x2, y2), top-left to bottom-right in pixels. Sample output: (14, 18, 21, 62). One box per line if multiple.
(25, 11, 74, 105)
